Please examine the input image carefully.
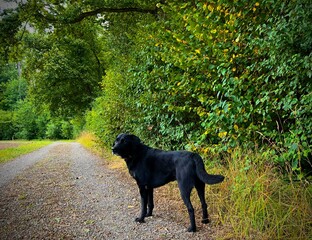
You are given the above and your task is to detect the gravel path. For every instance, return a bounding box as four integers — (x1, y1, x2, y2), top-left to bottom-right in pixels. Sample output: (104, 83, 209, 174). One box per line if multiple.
(0, 142, 216, 239)
(0, 142, 60, 188)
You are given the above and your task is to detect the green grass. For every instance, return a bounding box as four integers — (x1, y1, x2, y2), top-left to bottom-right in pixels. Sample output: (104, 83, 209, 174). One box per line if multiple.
(0, 140, 53, 164)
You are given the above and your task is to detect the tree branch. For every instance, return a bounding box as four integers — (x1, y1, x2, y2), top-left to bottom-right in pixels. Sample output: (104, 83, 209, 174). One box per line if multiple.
(35, 7, 158, 24)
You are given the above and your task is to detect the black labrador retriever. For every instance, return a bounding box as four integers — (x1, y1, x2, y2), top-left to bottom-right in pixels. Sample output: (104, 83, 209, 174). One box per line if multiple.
(112, 133, 224, 232)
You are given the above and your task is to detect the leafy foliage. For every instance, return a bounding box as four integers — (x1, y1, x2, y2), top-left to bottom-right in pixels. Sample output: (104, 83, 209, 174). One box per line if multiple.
(0, 8, 21, 61)
(0, 110, 14, 139)
(0, 64, 78, 140)
(0, 0, 311, 173)
(22, 22, 103, 117)
(87, 0, 311, 176)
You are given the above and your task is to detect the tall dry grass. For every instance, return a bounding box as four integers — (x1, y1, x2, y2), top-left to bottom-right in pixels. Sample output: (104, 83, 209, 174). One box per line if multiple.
(206, 149, 312, 239)
(77, 132, 100, 151)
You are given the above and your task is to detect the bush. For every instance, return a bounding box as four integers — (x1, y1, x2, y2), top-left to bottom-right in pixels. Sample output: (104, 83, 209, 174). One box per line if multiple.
(45, 119, 74, 139)
(85, 68, 137, 146)
(83, 0, 311, 175)
(0, 110, 14, 139)
(45, 121, 62, 139)
(109, 0, 312, 172)
(61, 120, 73, 139)
(13, 100, 39, 140)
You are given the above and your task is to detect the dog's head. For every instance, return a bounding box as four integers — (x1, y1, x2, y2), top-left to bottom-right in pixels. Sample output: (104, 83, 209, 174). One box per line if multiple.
(112, 133, 141, 159)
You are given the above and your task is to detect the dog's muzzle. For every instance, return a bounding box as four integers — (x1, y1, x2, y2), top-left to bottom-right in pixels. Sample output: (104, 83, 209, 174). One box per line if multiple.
(112, 146, 119, 155)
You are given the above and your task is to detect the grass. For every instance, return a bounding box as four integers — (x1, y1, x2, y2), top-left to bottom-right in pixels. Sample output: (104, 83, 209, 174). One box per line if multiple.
(77, 132, 312, 239)
(77, 132, 127, 170)
(77, 132, 99, 150)
(0, 140, 53, 164)
(205, 149, 312, 239)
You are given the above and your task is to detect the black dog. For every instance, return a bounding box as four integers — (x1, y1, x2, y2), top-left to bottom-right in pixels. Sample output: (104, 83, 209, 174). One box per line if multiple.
(112, 133, 224, 232)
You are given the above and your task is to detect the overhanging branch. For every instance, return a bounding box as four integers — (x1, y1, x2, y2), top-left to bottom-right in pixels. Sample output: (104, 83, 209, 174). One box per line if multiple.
(35, 7, 158, 24)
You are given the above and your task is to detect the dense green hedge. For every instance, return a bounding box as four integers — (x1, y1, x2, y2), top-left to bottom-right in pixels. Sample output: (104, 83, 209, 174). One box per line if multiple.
(85, 0, 311, 175)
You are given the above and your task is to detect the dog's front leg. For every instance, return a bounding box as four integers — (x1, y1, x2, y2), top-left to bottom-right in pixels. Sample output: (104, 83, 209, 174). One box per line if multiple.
(146, 188, 154, 217)
(135, 186, 148, 223)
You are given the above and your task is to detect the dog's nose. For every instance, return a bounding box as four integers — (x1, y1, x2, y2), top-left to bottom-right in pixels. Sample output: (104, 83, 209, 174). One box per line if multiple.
(112, 146, 117, 154)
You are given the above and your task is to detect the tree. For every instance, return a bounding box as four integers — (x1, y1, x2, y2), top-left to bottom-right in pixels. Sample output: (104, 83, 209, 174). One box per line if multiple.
(1, 0, 158, 116)
(0, 63, 20, 110)
(1, 77, 27, 110)
(0, 8, 22, 61)
(22, 22, 103, 116)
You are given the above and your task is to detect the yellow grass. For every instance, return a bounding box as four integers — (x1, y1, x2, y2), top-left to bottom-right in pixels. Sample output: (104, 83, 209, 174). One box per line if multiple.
(76, 132, 126, 170)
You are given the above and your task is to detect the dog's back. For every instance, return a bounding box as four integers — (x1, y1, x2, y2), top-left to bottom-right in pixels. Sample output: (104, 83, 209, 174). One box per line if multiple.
(143, 149, 224, 187)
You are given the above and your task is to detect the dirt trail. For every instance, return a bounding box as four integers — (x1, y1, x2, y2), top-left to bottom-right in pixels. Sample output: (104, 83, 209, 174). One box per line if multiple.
(0, 142, 215, 239)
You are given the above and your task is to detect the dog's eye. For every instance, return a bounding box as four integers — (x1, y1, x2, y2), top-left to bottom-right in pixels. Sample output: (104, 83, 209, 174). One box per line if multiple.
(120, 139, 125, 143)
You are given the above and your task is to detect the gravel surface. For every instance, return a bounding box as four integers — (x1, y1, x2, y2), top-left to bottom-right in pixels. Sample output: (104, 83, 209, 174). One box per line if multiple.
(0, 142, 217, 239)
(0, 142, 21, 150)
(0, 143, 60, 188)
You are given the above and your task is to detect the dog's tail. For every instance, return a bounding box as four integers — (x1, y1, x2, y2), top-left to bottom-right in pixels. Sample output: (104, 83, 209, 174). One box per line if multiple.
(193, 154, 224, 185)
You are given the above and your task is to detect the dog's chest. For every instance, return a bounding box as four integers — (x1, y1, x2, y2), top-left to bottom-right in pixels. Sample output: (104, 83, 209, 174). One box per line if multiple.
(129, 168, 147, 184)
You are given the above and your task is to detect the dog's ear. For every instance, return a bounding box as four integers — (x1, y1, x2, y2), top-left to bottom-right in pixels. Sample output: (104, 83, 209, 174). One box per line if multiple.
(116, 133, 125, 139)
(129, 134, 141, 143)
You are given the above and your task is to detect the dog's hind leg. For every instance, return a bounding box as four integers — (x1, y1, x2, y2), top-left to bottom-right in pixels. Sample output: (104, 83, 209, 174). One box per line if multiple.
(195, 179, 210, 224)
(178, 182, 196, 232)
(146, 188, 154, 217)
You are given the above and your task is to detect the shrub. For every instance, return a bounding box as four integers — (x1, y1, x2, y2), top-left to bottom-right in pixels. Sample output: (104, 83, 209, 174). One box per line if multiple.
(13, 100, 38, 140)
(45, 121, 62, 139)
(0, 110, 14, 139)
(61, 121, 73, 139)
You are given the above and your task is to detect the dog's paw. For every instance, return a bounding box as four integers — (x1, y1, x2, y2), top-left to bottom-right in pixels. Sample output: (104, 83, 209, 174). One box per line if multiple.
(145, 212, 153, 217)
(135, 217, 145, 223)
(201, 218, 210, 224)
(187, 226, 196, 232)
